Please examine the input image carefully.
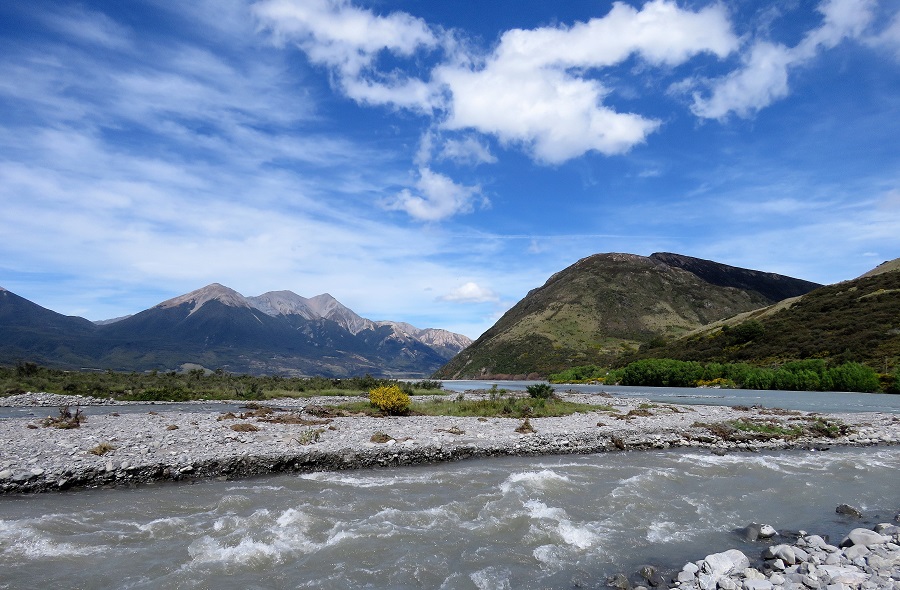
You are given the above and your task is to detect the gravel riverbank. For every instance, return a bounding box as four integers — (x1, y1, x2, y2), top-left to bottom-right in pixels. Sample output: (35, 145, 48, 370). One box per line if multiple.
(1, 391, 899, 495)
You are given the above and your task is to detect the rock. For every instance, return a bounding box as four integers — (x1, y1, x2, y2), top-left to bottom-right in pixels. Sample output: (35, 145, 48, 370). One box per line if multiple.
(842, 545, 869, 560)
(835, 504, 863, 518)
(743, 580, 773, 590)
(873, 523, 900, 536)
(742, 523, 777, 542)
(839, 528, 891, 548)
(697, 572, 718, 590)
(0, 469, 11, 480)
(637, 565, 665, 587)
(606, 573, 631, 589)
(702, 549, 749, 576)
(764, 544, 797, 565)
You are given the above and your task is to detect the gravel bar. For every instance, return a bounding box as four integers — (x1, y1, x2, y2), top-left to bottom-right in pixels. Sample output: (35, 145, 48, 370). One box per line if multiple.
(1, 391, 899, 495)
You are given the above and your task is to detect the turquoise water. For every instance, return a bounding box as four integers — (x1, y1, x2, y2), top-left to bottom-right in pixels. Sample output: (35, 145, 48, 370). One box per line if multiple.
(2, 447, 898, 589)
(441, 380, 900, 414)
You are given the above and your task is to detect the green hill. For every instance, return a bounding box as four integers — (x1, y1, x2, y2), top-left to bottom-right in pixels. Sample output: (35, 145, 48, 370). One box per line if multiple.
(630, 258, 900, 372)
(434, 252, 821, 379)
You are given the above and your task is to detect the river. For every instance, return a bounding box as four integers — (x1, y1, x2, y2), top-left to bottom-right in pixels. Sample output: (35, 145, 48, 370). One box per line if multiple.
(1, 447, 899, 588)
(1, 386, 898, 589)
(441, 381, 900, 414)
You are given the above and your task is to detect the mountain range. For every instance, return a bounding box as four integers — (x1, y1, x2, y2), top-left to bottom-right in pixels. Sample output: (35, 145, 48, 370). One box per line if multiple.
(0, 284, 472, 377)
(433, 252, 824, 379)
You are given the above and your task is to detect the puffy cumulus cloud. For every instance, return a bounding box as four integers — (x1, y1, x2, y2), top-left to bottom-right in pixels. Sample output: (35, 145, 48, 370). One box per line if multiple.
(482, 0, 736, 70)
(440, 282, 499, 303)
(692, 0, 877, 119)
(384, 167, 485, 221)
(436, 65, 660, 164)
(252, 0, 441, 110)
(435, 0, 737, 163)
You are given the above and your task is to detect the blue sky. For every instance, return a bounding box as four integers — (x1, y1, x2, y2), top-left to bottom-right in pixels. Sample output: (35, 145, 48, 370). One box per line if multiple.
(1, 0, 898, 339)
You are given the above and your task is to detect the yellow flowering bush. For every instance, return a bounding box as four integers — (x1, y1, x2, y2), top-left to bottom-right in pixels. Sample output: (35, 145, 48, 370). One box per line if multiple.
(369, 385, 411, 414)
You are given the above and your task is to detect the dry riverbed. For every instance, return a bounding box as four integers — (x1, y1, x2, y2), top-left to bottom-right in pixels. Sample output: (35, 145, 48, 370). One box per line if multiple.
(1, 391, 899, 495)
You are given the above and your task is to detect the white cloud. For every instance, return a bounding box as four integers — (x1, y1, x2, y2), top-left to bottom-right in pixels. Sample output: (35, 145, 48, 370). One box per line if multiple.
(436, 0, 737, 163)
(690, 41, 793, 119)
(384, 168, 485, 221)
(692, 0, 877, 119)
(37, 5, 133, 49)
(252, 0, 441, 111)
(438, 136, 497, 166)
(866, 10, 900, 61)
(255, 0, 737, 164)
(440, 282, 499, 303)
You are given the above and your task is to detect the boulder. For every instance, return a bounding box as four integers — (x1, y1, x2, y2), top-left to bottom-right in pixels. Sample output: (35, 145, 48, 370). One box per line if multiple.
(839, 528, 891, 548)
(741, 523, 778, 542)
(873, 523, 900, 536)
(701, 549, 749, 576)
(763, 544, 796, 565)
(835, 504, 863, 518)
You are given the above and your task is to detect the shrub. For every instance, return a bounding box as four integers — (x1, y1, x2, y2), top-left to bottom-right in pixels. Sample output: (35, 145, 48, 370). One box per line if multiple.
(827, 362, 880, 392)
(369, 385, 411, 414)
(526, 383, 555, 399)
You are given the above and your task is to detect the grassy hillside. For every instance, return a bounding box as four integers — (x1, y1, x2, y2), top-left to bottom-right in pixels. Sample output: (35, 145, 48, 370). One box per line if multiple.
(627, 266, 900, 372)
(435, 253, 818, 379)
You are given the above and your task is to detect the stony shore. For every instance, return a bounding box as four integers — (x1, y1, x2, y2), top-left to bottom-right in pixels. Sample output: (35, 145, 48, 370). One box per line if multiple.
(655, 522, 900, 590)
(1, 390, 898, 496)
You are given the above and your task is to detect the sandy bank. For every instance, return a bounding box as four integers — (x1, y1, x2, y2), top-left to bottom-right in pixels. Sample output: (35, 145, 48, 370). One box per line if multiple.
(1, 392, 898, 494)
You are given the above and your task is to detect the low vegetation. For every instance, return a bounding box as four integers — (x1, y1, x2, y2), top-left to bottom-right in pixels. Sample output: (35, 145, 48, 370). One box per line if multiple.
(693, 416, 851, 442)
(0, 363, 444, 401)
(550, 358, 893, 393)
(327, 392, 607, 419)
(41, 404, 85, 429)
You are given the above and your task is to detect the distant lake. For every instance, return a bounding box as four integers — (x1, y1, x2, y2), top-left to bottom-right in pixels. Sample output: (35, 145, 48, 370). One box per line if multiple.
(440, 380, 900, 414)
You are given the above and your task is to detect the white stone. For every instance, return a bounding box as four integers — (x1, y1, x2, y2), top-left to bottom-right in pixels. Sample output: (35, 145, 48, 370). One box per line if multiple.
(703, 550, 749, 576)
(842, 528, 891, 548)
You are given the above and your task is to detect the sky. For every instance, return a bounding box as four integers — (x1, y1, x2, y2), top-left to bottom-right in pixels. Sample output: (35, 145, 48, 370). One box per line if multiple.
(1, 0, 899, 339)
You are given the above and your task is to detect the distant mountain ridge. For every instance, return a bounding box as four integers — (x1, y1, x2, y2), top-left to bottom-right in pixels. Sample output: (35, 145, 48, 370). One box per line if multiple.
(434, 252, 822, 379)
(0, 284, 471, 377)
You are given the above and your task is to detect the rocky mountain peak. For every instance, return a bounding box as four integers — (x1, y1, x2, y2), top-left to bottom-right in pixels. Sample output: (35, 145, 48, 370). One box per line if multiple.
(156, 283, 250, 315)
(308, 293, 373, 334)
(247, 290, 317, 320)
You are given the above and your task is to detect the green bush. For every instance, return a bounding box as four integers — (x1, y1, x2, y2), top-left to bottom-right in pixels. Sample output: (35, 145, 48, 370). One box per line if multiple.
(526, 383, 555, 399)
(620, 359, 704, 387)
(369, 385, 411, 414)
(826, 362, 880, 393)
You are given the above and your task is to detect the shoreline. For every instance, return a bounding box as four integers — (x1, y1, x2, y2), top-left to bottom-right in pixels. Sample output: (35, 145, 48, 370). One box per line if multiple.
(1, 391, 899, 495)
